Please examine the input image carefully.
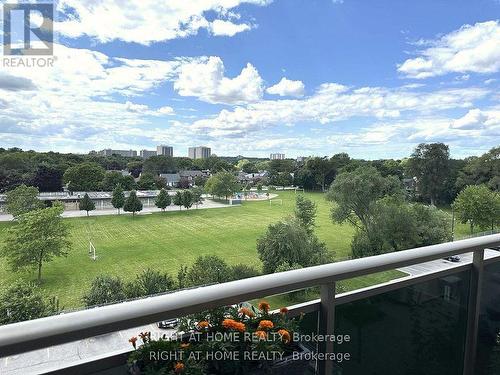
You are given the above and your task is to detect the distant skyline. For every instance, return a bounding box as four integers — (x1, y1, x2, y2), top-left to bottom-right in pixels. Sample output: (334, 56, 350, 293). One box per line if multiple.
(0, 0, 499, 159)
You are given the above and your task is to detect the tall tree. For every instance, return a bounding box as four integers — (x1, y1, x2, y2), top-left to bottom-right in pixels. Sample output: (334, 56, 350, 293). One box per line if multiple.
(182, 190, 194, 210)
(111, 184, 125, 214)
(326, 166, 403, 231)
(407, 143, 450, 205)
(155, 189, 171, 211)
(125, 269, 175, 298)
(191, 187, 204, 208)
(123, 191, 143, 216)
(1, 204, 71, 282)
(63, 162, 106, 192)
(305, 157, 333, 191)
(452, 185, 500, 234)
(456, 147, 500, 192)
(79, 193, 96, 216)
(204, 171, 239, 201)
(173, 191, 183, 210)
(186, 255, 232, 286)
(294, 194, 317, 234)
(5, 184, 43, 218)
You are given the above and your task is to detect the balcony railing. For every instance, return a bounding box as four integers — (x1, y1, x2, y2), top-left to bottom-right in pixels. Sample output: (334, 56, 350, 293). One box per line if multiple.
(1, 234, 499, 375)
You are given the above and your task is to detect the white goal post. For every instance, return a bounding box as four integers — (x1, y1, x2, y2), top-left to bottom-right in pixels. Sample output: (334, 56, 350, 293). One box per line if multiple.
(89, 241, 97, 261)
(269, 199, 283, 206)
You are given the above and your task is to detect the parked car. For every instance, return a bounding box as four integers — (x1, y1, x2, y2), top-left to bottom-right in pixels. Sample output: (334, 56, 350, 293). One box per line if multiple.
(157, 318, 179, 329)
(444, 255, 461, 262)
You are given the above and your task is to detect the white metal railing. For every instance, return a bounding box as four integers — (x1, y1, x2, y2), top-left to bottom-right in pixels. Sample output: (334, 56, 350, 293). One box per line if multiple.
(0, 234, 499, 375)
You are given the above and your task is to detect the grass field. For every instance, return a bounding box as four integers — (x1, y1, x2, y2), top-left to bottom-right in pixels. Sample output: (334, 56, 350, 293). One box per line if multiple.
(0, 191, 471, 309)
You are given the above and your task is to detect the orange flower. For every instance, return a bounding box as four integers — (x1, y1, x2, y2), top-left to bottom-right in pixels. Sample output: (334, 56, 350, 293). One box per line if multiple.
(280, 307, 289, 315)
(258, 320, 274, 330)
(174, 362, 185, 373)
(197, 320, 210, 329)
(128, 336, 138, 349)
(222, 318, 246, 332)
(278, 329, 291, 344)
(258, 301, 270, 313)
(255, 330, 267, 340)
(238, 307, 255, 318)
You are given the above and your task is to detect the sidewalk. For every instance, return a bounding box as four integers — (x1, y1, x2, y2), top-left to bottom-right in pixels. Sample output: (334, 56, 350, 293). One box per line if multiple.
(0, 199, 236, 222)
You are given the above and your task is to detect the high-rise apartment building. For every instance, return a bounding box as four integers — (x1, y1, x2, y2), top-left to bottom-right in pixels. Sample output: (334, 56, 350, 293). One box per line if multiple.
(157, 145, 173, 157)
(98, 149, 137, 157)
(270, 153, 285, 160)
(188, 146, 211, 159)
(140, 150, 157, 158)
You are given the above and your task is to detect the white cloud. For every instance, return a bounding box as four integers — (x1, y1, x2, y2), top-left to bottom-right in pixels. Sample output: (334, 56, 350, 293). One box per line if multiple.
(451, 108, 500, 129)
(189, 84, 489, 136)
(266, 77, 305, 97)
(210, 20, 252, 36)
(157, 106, 175, 115)
(398, 20, 500, 78)
(56, 0, 270, 44)
(173, 56, 265, 104)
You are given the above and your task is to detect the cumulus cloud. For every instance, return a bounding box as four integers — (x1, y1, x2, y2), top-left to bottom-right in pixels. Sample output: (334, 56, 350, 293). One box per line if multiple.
(266, 77, 305, 97)
(189, 84, 489, 136)
(398, 20, 500, 78)
(0, 73, 36, 91)
(56, 0, 270, 44)
(451, 108, 500, 129)
(173, 56, 265, 104)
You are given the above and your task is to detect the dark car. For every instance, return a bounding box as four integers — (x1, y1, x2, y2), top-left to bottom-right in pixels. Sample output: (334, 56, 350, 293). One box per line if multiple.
(444, 255, 461, 263)
(157, 318, 179, 329)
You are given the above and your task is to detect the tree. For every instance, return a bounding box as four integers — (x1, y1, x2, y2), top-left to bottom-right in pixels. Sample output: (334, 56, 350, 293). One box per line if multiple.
(294, 195, 317, 234)
(305, 157, 334, 191)
(204, 171, 239, 201)
(124, 191, 143, 216)
(137, 172, 157, 190)
(182, 190, 193, 210)
(120, 175, 136, 191)
(407, 143, 450, 205)
(177, 265, 189, 289)
(456, 147, 500, 192)
(82, 275, 126, 307)
(326, 166, 403, 231)
(229, 264, 260, 281)
(127, 161, 143, 178)
(191, 187, 204, 208)
(5, 184, 43, 218)
(101, 171, 124, 191)
(32, 164, 64, 192)
(174, 191, 183, 210)
(125, 268, 175, 298)
(350, 199, 450, 258)
(79, 193, 95, 216)
(1, 204, 70, 282)
(155, 189, 171, 211)
(0, 281, 58, 325)
(186, 255, 233, 286)
(452, 185, 500, 234)
(257, 218, 330, 274)
(63, 162, 106, 191)
(111, 184, 125, 214)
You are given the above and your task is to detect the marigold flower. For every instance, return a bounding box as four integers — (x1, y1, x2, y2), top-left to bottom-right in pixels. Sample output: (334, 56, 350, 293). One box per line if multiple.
(258, 320, 274, 330)
(278, 329, 291, 344)
(239, 307, 255, 318)
(222, 318, 246, 332)
(280, 307, 289, 315)
(128, 336, 138, 349)
(255, 330, 267, 340)
(174, 362, 185, 373)
(258, 301, 270, 313)
(197, 320, 210, 329)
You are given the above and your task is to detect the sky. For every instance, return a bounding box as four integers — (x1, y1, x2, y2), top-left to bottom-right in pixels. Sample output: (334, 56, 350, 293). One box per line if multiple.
(0, 0, 499, 159)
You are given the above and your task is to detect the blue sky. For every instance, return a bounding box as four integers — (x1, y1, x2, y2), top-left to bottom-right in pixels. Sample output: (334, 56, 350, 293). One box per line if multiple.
(0, 0, 499, 159)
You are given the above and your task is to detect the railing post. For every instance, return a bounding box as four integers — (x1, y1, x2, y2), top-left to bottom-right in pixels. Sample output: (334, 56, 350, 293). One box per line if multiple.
(318, 282, 335, 375)
(463, 249, 484, 375)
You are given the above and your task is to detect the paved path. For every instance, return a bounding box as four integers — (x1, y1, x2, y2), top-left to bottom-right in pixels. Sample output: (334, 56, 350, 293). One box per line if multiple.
(0, 199, 236, 222)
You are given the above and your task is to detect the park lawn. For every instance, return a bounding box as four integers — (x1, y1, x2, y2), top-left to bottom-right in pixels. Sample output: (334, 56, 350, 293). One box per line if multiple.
(0, 191, 361, 309)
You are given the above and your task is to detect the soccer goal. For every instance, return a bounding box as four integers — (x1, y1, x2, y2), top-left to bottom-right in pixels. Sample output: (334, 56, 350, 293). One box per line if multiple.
(269, 199, 283, 206)
(89, 241, 97, 261)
